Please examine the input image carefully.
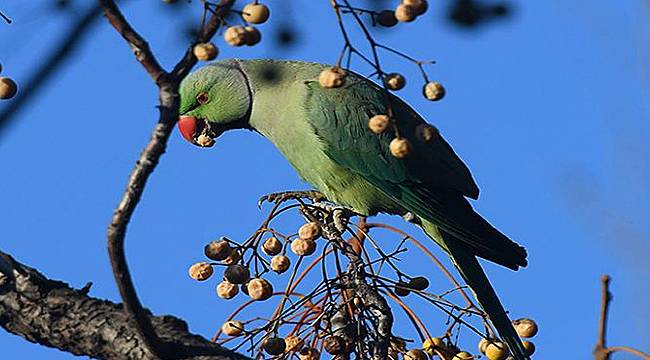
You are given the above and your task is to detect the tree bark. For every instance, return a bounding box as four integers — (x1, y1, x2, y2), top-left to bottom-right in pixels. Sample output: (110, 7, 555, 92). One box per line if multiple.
(0, 250, 249, 360)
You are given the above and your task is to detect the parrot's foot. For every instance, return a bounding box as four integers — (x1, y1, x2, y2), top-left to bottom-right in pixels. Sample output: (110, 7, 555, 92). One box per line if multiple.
(305, 202, 359, 233)
(257, 190, 327, 208)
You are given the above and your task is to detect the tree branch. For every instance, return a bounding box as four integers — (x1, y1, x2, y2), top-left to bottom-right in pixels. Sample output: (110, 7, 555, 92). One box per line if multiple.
(0, 250, 248, 360)
(98, 0, 232, 358)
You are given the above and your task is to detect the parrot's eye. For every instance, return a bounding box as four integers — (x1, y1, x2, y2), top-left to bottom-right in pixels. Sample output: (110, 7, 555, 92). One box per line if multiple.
(196, 92, 210, 105)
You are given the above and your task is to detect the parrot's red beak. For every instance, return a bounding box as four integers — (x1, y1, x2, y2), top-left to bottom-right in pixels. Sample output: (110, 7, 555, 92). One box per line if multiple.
(178, 115, 198, 143)
(177, 115, 216, 147)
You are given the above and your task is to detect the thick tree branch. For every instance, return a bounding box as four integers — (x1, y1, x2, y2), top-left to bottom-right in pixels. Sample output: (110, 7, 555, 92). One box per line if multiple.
(0, 250, 248, 360)
(98, 0, 232, 358)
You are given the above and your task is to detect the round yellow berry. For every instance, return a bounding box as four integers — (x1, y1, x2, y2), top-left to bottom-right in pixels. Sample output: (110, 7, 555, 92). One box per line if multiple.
(423, 81, 445, 101)
(368, 114, 391, 134)
(319, 67, 346, 88)
(216, 280, 239, 299)
(247, 278, 273, 300)
(242, 3, 270, 24)
(395, 4, 416, 22)
(221, 320, 244, 336)
(485, 341, 507, 360)
(291, 238, 316, 256)
(262, 236, 282, 255)
(0, 77, 18, 100)
(453, 351, 474, 360)
(224, 25, 248, 46)
(522, 340, 535, 356)
(405, 348, 427, 360)
(298, 222, 321, 240)
(193, 42, 218, 61)
(270, 255, 291, 273)
(390, 137, 411, 158)
(384, 72, 406, 90)
(188, 262, 213, 281)
(513, 318, 538, 338)
(404, 0, 428, 15)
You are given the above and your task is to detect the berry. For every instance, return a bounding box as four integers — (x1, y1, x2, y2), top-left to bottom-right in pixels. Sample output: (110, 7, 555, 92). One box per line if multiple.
(319, 67, 346, 88)
(221, 320, 244, 336)
(408, 276, 429, 290)
(368, 114, 391, 134)
(395, 4, 416, 22)
(423, 81, 445, 101)
(390, 137, 411, 158)
(216, 280, 239, 299)
(188, 262, 213, 281)
(376, 10, 398, 27)
(522, 341, 535, 356)
(284, 335, 304, 352)
(193, 42, 218, 61)
(298, 348, 320, 360)
(224, 25, 248, 46)
(204, 240, 232, 261)
(244, 26, 261, 46)
(263, 336, 286, 355)
(195, 133, 215, 147)
(513, 318, 538, 338)
(323, 336, 346, 355)
(394, 281, 410, 296)
(485, 341, 507, 360)
(222, 250, 241, 265)
(384, 72, 406, 90)
(291, 238, 317, 256)
(242, 3, 270, 24)
(224, 264, 250, 284)
(404, 0, 428, 15)
(423, 337, 445, 354)
(247, 278, 273, 300)
(415, 123, 438, 142)
(405, 349, 427, 360)
(0, 77, 18, 100)
(262, 236, 282, 255)
(453, 351, 474, 360)
(298, 222, 321, 240)
(271, 255, 290, 273)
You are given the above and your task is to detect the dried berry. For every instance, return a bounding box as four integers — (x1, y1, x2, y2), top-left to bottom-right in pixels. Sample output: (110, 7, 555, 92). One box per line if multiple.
(319, 67, 346, 88)
(404, 0, 428, 15)
(423, 337, 445, 354)
(394, 281, 410, 296)
(188, 262, 213, 281)
(221, 320, 244, 336)
(204, 240, 232, 261)
(262, 236, 282, 255)
(244, 26, 261, 46)
(513, 318, 538, 338)
(423, 81, 445, 101)
(408, 276, 429, 290)
(298, 348, 320, 360)
(485, 341, 507, 360)
(242, 3, 270, 24)
(395, 4, 416, 22)
(390, 137, 411, 158)
(193, 42, 218, 61)
(415, 123, 438, 142)
(196, 133, 215, 147)
(453, 351, 474, 360)
(384, 72, 406, 90)
(263, 336, 286, 355)
(298, 222, 321, 240)
(224, 25, 248, 46)
(405, 348, 427, 360)
(522, 341, 535, 356)
(368, 114, 391, 134)
(291, 238, 316, 256)
(376, 10, 398, 27)
(216, 280, 239, 299)
(247, 278, 273, 300)
(0, 77, 18, 100)
(271, 255, 290, 273)
(224, 264, 250, 284)
(324, 336, 346, 355)
(222, 250, 241, 265)
(285, 335, 304, 352)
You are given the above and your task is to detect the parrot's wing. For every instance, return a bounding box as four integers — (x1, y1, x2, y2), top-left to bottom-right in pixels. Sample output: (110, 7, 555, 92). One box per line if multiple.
(302, 76, 526, 270)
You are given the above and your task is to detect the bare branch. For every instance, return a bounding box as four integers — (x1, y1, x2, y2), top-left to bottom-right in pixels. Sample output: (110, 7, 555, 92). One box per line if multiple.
(0, 250, 248, 360)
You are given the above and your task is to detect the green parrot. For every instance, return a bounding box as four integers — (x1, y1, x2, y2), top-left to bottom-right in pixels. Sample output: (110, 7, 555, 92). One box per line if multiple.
(178, 59, 529, 359)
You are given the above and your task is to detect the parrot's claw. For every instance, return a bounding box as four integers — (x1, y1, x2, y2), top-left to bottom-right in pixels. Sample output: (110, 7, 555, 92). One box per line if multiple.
(305, 202, 358, 233)
(257, 190, 327, 209)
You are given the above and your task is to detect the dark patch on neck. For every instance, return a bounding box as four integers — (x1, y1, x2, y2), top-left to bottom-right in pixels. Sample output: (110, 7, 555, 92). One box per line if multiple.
(232, 59, 254, 131)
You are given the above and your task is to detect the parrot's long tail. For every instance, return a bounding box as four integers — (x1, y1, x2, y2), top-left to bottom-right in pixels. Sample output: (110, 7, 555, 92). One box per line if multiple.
(421, 222, 529, 360)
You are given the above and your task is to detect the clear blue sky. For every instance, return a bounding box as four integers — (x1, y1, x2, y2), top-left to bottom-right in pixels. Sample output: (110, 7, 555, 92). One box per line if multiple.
(1, 1, 649, 358)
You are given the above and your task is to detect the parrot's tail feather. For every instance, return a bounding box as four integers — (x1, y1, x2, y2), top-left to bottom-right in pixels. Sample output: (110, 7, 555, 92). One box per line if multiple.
(433, 228, 530, 360)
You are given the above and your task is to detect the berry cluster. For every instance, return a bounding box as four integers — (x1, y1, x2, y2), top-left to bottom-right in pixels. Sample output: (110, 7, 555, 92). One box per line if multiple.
(188, 196, 538, 359)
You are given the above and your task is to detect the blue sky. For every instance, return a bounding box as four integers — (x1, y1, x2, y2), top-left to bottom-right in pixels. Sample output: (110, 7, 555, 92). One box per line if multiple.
(1, 1, 649, 359)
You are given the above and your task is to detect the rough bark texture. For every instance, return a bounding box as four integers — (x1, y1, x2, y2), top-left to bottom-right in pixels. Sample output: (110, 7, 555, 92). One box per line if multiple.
(0, 251, 249, 360)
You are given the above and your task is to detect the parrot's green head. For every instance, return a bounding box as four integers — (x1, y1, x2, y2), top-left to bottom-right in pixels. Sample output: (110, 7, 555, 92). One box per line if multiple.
(177, 60, 251, 147)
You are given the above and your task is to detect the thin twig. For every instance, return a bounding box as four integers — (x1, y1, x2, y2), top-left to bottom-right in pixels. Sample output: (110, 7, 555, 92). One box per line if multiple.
(594, 275, 611, 360)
